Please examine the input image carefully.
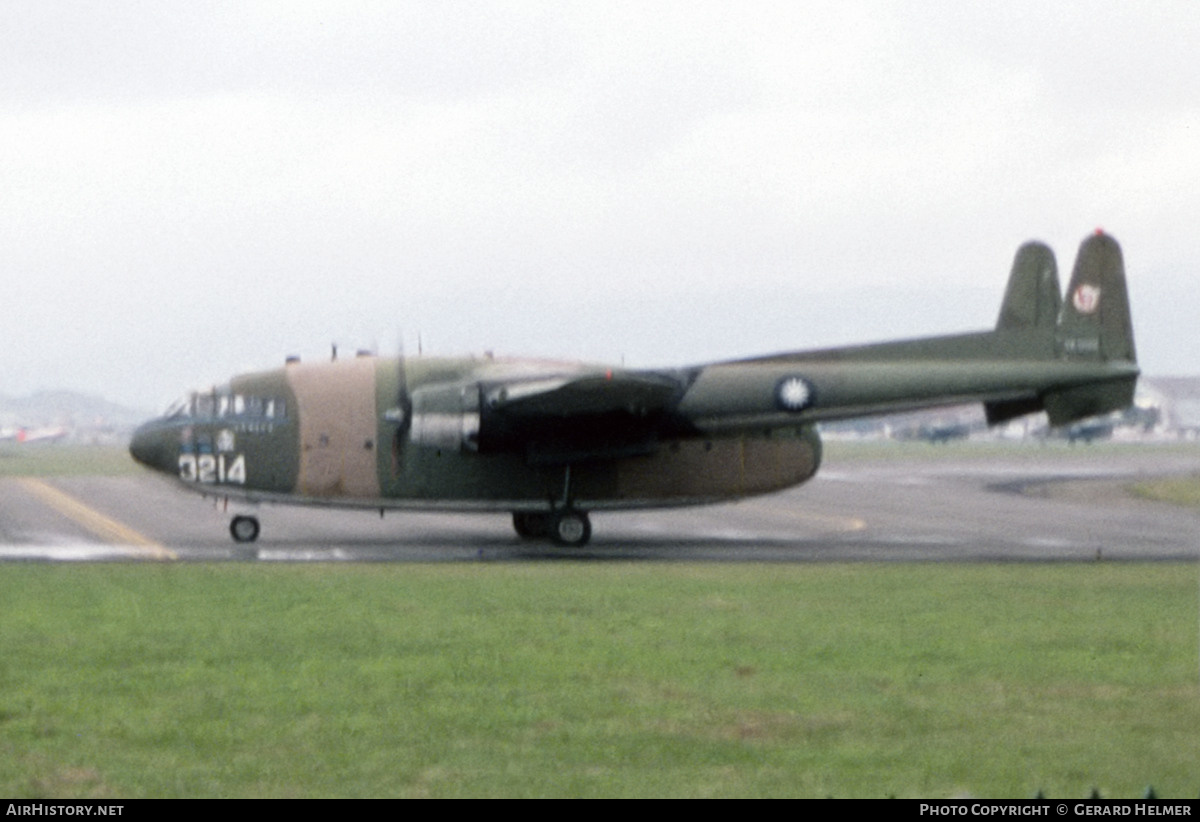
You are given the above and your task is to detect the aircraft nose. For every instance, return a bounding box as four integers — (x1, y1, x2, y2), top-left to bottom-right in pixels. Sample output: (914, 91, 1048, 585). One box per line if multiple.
(129, 421, 173, 474)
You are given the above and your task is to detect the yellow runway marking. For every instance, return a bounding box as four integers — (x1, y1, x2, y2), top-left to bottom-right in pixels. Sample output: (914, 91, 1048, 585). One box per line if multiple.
(17, 478, 177, 561)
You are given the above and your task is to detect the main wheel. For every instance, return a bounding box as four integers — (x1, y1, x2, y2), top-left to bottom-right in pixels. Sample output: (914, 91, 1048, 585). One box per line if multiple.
(512, 511, 550, 539)
(549, 510, 591, 547)
(230, 515, 260, 543)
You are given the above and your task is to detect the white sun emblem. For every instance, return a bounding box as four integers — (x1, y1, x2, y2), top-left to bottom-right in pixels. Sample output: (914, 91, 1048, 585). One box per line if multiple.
(777, 376, 814, 412)
(1072, 284, 1101, 315)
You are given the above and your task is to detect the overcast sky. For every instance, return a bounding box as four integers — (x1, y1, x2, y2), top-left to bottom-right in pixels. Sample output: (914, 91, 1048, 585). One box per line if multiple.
(3, 1, 1197, 410)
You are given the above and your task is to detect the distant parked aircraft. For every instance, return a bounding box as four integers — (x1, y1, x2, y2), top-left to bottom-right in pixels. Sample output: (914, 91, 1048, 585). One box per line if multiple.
(0, 426, 68, 444)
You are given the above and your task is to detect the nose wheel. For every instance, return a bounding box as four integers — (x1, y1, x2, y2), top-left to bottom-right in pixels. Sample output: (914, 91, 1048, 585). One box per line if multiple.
(230, 515, 261, 543)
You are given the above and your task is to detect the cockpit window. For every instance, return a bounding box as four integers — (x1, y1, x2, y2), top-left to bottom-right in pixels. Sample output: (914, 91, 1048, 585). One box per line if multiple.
(164, 392, 288, 421)
(195, 394, 216, 419)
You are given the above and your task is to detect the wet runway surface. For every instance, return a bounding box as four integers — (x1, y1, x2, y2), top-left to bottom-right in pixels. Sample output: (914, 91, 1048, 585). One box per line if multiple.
(2, 448, 1197, 562)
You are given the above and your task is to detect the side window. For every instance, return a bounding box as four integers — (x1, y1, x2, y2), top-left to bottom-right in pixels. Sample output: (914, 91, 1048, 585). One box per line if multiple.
(182, 392, 287, 421)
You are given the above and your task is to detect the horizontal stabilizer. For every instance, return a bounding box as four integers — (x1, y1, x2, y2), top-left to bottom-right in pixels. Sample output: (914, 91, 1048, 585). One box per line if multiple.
(984, 397, 1044, 426)
(1041, 377, 1138, 427)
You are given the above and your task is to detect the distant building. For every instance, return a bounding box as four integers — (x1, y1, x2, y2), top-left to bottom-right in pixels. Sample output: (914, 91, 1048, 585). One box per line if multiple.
(1141, 377, 1200, 438)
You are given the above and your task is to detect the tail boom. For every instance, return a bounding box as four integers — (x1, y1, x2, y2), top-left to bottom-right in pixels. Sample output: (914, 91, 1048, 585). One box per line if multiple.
(685, 231, 1138, 432)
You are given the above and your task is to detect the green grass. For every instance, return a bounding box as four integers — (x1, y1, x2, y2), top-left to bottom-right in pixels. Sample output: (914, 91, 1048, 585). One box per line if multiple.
(1, 563, 1197, 798)
(1132, 475, 1200, 510)
(0, 444, 137, 477)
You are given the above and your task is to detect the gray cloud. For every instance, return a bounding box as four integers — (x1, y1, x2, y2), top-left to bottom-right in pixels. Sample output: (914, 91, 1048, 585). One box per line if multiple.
(2, 1, 1197, 409)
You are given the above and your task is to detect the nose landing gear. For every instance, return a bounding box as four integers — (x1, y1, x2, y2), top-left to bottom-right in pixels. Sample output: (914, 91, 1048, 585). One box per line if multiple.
(230, 515, 260, 543)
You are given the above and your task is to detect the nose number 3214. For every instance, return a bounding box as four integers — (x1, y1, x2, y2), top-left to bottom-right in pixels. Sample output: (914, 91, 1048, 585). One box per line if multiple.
(178, 453, 247, 485)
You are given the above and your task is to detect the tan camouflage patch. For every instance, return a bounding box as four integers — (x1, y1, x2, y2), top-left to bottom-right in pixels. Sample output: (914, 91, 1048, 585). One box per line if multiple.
(288, 358, 381, 498)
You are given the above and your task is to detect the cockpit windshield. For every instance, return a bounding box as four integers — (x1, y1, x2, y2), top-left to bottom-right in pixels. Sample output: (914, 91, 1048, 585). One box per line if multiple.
(164, 396, 191, 418)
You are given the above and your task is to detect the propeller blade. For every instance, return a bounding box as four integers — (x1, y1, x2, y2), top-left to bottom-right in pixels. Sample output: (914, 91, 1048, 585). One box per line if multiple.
(386, 332, 413, 437)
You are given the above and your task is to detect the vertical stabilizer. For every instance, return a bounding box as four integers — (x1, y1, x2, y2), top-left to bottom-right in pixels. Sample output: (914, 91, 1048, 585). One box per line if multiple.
(1057, 231, 1136, 363)
(996, 241, 1061, 331)
(1037, 231, 1138, 426)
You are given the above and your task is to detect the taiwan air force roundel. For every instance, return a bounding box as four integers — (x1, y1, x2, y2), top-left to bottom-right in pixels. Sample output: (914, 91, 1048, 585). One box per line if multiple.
(1072, 284, 1101, 314)
(776, 376, 815, 412)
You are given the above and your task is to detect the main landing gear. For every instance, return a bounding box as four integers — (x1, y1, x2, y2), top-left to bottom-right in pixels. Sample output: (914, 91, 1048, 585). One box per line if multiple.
(230, 515, 261, 543)
(512, 509, 592, 547)
(512, 465, 592, 546)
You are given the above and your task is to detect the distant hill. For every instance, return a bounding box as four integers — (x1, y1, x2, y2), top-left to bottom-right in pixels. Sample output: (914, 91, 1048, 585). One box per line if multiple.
(0, 390, 150, 439)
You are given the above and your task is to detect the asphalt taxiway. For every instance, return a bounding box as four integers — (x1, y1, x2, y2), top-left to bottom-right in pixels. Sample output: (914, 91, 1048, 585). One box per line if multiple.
(1, 447, 1197, 562)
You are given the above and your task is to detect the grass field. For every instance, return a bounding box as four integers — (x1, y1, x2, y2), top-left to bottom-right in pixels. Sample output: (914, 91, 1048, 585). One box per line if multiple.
(0, 444, 137, 478)
(1, 563, 1197, 798)
(3, 442, 1198, 797)
(1133, 476, 1200, 510)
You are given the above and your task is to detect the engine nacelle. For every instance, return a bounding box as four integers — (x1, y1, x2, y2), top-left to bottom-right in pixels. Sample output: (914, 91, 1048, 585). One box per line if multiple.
(409, 383, 481, 452)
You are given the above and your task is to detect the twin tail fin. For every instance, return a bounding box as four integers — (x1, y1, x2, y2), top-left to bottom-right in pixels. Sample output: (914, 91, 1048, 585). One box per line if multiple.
(987, 230, 1138, 426)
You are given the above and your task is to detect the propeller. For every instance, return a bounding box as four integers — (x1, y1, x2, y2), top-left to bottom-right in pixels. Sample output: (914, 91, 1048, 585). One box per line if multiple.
(386, 333, 413, 467)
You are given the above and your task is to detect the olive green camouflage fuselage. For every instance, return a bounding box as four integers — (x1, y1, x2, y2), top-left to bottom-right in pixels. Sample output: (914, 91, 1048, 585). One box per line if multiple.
(132, 354, 824, 511)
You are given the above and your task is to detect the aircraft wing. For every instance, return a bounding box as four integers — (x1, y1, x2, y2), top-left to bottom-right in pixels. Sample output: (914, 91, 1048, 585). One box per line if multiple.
(469, 369, 690, 463)
(480, 370, 686, 418)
